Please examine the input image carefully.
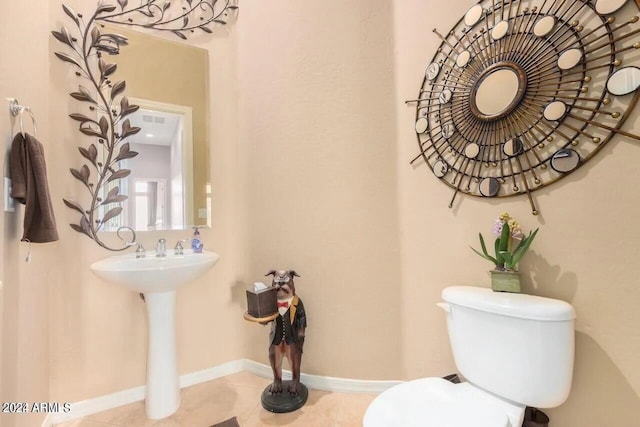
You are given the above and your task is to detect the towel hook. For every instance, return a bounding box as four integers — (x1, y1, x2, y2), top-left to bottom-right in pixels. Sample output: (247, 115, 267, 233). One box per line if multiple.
(8, 98, 37, 137)
(8, 98, 21, 116)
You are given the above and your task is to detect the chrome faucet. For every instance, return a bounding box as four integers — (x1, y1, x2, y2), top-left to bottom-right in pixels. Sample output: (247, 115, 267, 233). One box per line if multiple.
(126, 242, 146, 258)
(156, 238, 167, 257)
(135, 243, 146, 258)
(174, 239, 189, 255)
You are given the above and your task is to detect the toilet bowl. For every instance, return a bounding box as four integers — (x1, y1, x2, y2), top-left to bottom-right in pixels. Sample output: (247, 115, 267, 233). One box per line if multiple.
(364, 377, 515, 427)
(364, 286, 575, 426)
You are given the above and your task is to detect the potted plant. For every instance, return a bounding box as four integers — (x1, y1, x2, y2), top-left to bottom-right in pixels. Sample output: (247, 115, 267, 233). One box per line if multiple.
(470, 213, 539, 293)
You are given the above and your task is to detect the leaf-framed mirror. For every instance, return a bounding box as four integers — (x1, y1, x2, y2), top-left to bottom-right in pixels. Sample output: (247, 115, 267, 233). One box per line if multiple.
(52, 0, 238, 250)
(98, 24, 210, 232)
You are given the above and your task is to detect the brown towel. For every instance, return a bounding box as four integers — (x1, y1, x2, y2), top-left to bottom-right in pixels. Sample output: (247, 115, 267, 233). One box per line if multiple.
(10, 132, 59, 243)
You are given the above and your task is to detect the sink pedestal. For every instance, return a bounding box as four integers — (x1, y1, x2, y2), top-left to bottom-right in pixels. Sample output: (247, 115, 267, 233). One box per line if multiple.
(145, 291, 180, 419)
(89, 250, 220, 420)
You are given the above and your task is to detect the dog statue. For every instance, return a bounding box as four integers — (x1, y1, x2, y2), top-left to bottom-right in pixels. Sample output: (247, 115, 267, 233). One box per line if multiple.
(265, 269, 307, 395)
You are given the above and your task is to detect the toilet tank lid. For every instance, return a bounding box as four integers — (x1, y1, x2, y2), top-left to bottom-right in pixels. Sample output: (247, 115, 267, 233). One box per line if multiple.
(442, 286, 575, 321)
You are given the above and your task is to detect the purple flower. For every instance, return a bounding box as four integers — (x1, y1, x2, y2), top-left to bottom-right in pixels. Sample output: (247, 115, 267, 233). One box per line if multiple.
(492, 219, 504, 235)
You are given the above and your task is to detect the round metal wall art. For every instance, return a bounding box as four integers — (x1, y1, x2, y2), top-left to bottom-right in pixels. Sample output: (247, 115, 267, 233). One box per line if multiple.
(409, 0, 640, 214)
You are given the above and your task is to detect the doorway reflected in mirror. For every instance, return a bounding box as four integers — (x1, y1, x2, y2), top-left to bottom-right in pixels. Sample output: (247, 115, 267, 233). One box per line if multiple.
(102, 100, 194, 231)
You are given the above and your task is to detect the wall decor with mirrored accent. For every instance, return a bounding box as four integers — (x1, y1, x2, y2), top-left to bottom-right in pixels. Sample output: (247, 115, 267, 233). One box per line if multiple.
(52, 1, 238, 250)
(408, 0, 640, 215)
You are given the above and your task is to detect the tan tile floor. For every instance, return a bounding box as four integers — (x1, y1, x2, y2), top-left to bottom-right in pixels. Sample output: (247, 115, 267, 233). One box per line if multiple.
(55, 372, 376, 427)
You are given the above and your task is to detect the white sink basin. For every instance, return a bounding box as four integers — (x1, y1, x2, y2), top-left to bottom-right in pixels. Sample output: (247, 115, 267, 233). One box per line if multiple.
(90, 249, 219, 293)
(90, 248, 219, 420)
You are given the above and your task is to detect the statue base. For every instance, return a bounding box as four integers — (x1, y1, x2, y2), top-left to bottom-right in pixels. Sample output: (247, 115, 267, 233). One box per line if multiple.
(261, 381, 308, 413)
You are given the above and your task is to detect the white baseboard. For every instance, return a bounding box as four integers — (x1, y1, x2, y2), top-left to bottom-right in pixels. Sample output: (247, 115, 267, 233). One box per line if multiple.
(180, 359, 246, 389)
(42, 359, 400, 427)
(43, 385, 146, 427)
(243, 359, 401, 394)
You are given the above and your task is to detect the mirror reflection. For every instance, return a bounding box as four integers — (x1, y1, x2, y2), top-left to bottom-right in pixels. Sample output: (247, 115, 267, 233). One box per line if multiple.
(102, 26, 210, 231)
(491, 21, 509, 40)
(475, 68, 520, 116)
(544, 101, 567, 121)
(557, 48, 582, 70)
(607, 66, 640, 96)
(439, 89, 453, 104)
(534, 16, 556, 37)
(465, 143, 480, 159)
(121, 101, 193, 230)
(456, 51, 471, 68)
(426, 63, 440, 81)
(503, 138, 523, 156)
(415, 117, 429, 133)
(465, 5, 484, 27)
(551, 149, 580, 173)
(479, 177, 500, 197)
(442, 123, 455, 139)
(595, 0, 629, 15)
(433, 160, 448, 178)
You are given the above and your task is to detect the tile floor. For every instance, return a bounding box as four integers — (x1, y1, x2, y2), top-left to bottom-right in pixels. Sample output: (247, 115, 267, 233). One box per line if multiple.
(55, 372, 376, 427)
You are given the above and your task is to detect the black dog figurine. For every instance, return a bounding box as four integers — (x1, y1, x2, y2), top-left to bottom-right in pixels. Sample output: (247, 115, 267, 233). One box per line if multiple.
(265, 269, 307, 395)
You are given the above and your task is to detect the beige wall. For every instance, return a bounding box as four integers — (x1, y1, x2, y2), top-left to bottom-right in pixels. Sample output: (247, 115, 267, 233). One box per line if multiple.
(237, 0, 402, 380)
(1, 2, 53, 427)
(1, 1, 639, 427)
(393, 1, 640, 426)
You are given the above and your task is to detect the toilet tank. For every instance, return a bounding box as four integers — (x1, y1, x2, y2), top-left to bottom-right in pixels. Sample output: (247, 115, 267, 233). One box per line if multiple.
(441, 286, 575, 408)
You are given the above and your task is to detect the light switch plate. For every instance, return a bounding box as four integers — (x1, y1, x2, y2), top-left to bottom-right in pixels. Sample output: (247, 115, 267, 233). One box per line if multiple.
(198, 208, 207, 219)
(4, 177, 15, 212)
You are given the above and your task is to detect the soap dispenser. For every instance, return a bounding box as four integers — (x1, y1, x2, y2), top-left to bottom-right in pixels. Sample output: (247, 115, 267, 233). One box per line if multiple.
(191, 226, 203, 253)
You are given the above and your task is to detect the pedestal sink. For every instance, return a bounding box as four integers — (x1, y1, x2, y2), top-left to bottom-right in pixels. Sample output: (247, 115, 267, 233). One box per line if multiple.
(90, 249, 219, 419)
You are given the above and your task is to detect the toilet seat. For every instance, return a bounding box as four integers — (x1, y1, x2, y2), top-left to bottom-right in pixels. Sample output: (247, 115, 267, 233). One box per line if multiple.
(363, 377, 511, 427)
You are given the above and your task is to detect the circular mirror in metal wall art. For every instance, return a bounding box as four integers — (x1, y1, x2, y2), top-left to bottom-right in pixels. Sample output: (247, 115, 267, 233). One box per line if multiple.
(408, 0, 640, 215)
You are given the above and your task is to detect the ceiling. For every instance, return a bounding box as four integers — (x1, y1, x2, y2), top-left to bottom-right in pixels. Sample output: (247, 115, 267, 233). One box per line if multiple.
(128, 108, 182, 147)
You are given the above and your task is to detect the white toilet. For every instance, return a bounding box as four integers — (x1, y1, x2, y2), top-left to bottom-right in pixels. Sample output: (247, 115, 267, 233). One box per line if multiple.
(364, 286, 575, 427)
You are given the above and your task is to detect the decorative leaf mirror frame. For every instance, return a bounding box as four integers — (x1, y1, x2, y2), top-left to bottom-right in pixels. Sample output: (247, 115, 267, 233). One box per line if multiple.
(408, 0, 640, 214)
(52, 0, 238, 250)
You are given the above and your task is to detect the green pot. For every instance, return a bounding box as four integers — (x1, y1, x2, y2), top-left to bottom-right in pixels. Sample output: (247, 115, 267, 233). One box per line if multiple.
(490, 270, 521, 293)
